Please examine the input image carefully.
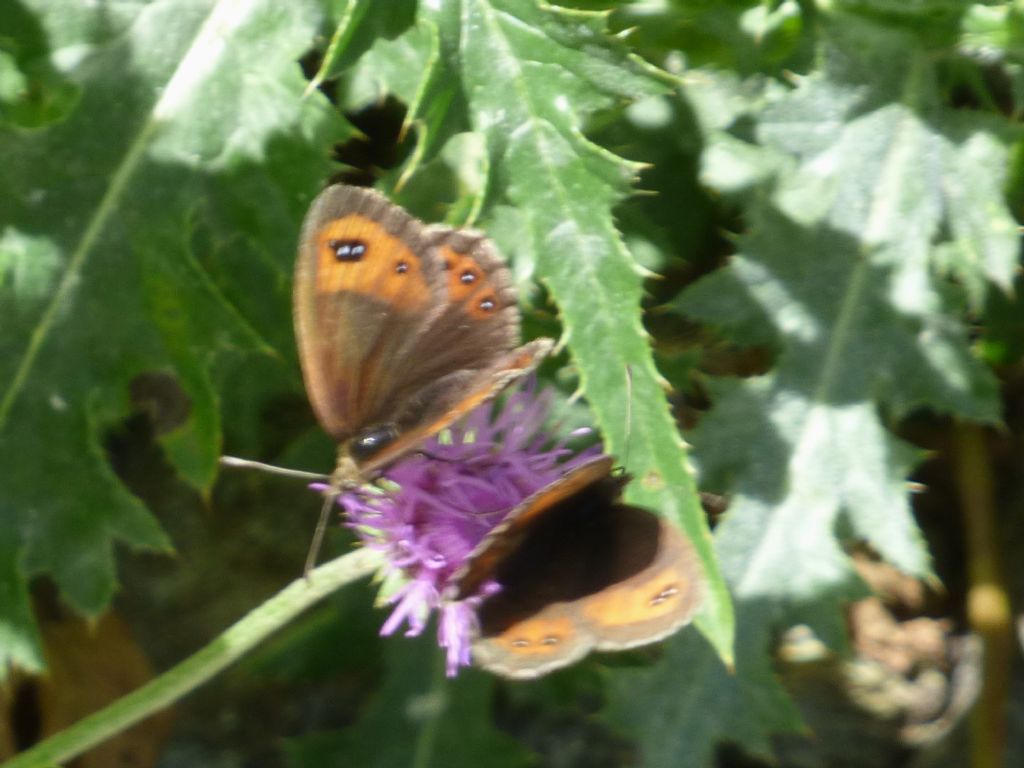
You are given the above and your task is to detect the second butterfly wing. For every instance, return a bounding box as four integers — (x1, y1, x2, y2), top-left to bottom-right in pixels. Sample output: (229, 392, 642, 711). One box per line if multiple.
(452, 458, 706, 679)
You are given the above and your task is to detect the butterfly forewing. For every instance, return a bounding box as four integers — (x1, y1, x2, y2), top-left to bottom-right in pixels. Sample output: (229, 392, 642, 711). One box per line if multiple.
(295, 186, 534, 462)
(295, 186, 446, 440)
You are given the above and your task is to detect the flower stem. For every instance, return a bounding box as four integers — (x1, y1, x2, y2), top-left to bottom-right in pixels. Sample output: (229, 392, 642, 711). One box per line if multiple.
(411, 646, 449, 768)
(2, 547, 384, 768)
(954, 423, 1011, 768)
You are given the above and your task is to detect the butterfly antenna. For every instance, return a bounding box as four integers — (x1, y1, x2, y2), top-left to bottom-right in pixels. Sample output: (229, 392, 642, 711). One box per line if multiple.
(304, 489, 339, 579)
(219, 455, 330, 482)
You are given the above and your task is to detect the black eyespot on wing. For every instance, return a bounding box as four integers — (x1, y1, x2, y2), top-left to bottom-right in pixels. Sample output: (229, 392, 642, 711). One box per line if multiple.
(328, 239, 367, 262)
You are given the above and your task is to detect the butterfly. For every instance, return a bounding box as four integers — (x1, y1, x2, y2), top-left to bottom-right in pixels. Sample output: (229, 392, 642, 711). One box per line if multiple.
(293, 185, 552, 570)
(294, 185, 706, 666)
(448, 456, 705, 679)
(294, 184, 552, 488)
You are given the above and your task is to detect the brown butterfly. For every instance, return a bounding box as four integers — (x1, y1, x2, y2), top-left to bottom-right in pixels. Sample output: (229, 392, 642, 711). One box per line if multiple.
(294, 185, 551, 567)
(295, 184, 552, 483)
(449, 456, 705, 679)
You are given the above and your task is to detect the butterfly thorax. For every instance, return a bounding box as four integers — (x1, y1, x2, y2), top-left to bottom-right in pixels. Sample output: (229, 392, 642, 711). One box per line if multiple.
(330, 451, 363, 489)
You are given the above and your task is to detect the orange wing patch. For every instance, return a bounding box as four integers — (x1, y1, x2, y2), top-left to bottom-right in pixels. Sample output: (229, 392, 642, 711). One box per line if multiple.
(316, 215, 432, 309)
(486, 613, 577, 656)
(580, 564, 692, 627)
(437, 244, 502, 319)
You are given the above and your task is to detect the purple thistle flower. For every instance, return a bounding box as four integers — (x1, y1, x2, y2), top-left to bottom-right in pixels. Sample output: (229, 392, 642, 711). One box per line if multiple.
(337, 382, 598, 676)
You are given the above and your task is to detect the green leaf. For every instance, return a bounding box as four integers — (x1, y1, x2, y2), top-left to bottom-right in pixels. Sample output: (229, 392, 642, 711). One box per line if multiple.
(603, 5, 1022, 759)
(0, 0, 350, 671)
(679, 46, 1001, 637)
(324, 0, 735, 660)
(761, 91, 1018, 310)
(338, 14, 437, 115)
(441, 0, 734, 661)
(609, 0, 810, 75)
(0, 0, 80, 130)
(311, 0, 419, 98)
(982, 272, 1024, 365)
(284, 633, 535, 768)
(693, 19, 1020, 311)
(606, 625, 801, 767)
(657, 7, 1011, 754)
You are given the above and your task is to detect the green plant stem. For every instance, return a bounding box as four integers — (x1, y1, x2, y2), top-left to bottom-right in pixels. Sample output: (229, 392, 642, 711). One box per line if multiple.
(954, 423, 1010, 768)
(1, 547, 384, 768)
(411, 640, 449, 768)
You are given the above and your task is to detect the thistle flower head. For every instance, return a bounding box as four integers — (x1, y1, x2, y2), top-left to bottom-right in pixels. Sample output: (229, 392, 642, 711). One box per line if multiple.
(337, 383, 597, 675)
